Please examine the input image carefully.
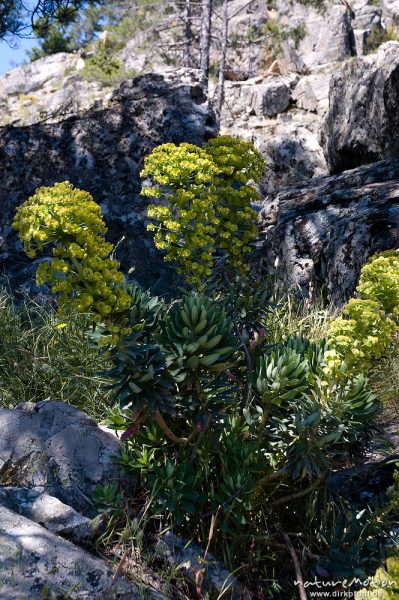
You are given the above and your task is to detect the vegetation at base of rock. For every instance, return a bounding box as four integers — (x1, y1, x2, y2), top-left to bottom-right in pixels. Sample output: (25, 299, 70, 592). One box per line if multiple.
(367, 25, 399, 54)
(0, 291, 111, 418)
(256, 20, 307, 61)
(328, 250, 399, 376)
(81, 41, 129, 84)
(10, 136, 399, 595)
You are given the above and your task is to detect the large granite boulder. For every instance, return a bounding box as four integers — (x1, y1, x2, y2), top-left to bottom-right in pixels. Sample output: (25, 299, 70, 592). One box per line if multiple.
(0, 401, 125, 514)
(256, 158, 399, 303)
(0, 51, 112, 128)
(0, 505, 166, 599)
(255, 121, 328, 195)
(0, 70, 216, 294)
(0, 400, 171, 598)
(321, 42, 399, 173)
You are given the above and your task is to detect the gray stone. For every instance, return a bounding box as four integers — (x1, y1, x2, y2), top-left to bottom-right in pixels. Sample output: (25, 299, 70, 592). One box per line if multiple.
(221, 75, 294, 120)
(0, 401, 125, 514)
(155, 532, 250, 600)
(321, 41, 399, 173)
(0, 505, 166, 599)
(256, 158, 399, 303)
(253, 78, 292, 117)
(0, 487, 101, 542)
(292, 66, 334, 114)
(256, 123, 328, 195)
(0, 53, 112, 128)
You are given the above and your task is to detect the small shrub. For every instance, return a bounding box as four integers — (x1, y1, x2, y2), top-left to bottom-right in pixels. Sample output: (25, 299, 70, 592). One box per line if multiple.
(82, 42, 128, 84)
(12, 136, 394, 591)
(367, 25, 399, 54)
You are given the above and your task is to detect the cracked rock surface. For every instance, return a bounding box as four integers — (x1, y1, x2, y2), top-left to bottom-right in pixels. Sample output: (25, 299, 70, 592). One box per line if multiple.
(0, 505, 166, 600)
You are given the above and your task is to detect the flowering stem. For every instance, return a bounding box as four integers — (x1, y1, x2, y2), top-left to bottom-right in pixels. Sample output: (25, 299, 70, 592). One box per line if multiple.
(155, 410, 198, 445)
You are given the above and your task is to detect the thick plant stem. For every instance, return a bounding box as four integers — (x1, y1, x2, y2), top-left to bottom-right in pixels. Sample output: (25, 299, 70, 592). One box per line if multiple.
(155, 410, 198, 445)
(282, 532, 308, 600)
(257, 467, 287, 487)
(258, 404, 270, 446)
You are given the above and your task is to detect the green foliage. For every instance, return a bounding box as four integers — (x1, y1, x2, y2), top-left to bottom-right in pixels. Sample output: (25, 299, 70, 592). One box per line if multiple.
(264, 295, 338, 344)
(328, 251, 399, 375)
(355, 471, 399, 598)
(107, 327, 381, 578)
(27, 23, 74, 61)
(0, 0, 98, 42)
(255, 346, 309, 407)
(0, 291, 111, 418)
(160, 294, 237, 383)
(142, 136, 265, 288)
(367, 25, 399, 54)
(259, 19, 307, 60)
(371, 349, 399, 416)
(93, 482, 124, 513)
(81, 40, 129, 84)
(12, 181, 132, 343)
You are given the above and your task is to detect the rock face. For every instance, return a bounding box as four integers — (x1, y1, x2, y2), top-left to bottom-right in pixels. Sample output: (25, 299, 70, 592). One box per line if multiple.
(0, 70, 216, 292)
(278, 0, 354, 71)
(256, 158, 399, 303)
(0, 400, 124, 514)
(321, 42, 399, 173)
(0, 52, 114, 127)
(219, 70, 330, 195)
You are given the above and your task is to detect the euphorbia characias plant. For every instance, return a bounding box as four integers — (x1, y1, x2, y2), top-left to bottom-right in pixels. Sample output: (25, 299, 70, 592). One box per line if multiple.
(141, 135, 264, 288)
(13, 181, 132, 344)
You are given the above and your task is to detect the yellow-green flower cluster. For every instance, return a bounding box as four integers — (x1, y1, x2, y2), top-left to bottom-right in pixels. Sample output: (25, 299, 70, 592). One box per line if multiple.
(13, 182, 132, 343)
(205, 136, 264, 268)
(327, 250, 399, 375)
(142, 143, 221, 288)
(357, 250, 399, 317)
(141, 136, 265, 287)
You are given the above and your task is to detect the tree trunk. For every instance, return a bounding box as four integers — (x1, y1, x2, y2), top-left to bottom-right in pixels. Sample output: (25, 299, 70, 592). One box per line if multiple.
(215, 0, 228, 124)
(199, 0, 213, 89)
(183, 0, 192, 67)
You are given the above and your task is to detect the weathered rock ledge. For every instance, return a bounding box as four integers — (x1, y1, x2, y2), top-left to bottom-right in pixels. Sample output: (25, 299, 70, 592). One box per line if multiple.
(257, 158, 399, 303)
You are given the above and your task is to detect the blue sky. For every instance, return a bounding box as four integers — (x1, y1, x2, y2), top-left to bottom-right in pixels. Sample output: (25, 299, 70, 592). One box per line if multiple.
(0, 38, 36, 76)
